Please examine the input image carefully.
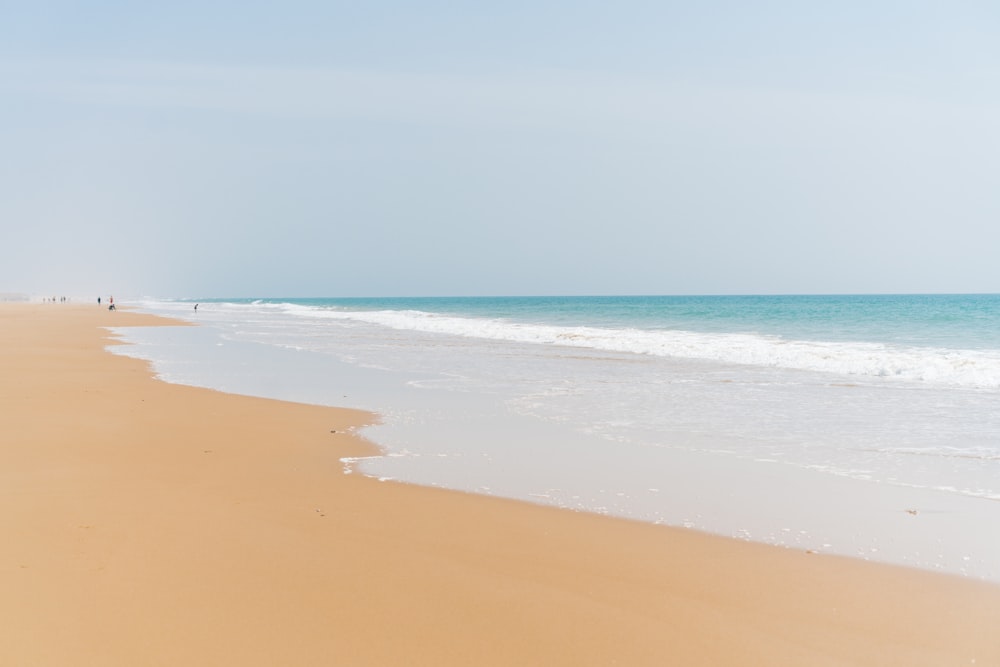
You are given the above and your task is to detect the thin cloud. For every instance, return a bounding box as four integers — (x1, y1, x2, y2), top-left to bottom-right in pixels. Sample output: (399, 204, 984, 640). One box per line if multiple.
(6, 57, 993, 137)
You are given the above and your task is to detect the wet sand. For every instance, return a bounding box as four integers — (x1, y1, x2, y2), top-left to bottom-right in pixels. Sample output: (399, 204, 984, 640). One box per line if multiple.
(2, 303, 999, 666)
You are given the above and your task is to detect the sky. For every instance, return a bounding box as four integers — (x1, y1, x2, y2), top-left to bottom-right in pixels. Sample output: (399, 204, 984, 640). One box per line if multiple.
(2, 1, 1000, 298)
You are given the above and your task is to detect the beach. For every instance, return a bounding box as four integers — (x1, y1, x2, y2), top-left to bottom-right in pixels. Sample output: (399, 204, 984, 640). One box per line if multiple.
(123, 296, 1000, 581)
(3, 303, 1000, 665)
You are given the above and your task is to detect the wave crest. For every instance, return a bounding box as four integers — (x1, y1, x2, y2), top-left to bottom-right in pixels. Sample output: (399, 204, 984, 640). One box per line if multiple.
(285, 305, 1000, 390)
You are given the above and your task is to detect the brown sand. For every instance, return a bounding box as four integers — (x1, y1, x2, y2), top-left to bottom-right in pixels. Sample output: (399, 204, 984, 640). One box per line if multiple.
(2, 303, 999, 666)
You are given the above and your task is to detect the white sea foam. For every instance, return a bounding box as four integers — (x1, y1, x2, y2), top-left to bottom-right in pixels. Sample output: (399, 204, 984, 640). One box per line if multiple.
(277, 304, 1000, 389)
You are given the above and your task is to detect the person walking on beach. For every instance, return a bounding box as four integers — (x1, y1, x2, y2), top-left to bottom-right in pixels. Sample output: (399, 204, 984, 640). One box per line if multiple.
(108, 295, 115, 311)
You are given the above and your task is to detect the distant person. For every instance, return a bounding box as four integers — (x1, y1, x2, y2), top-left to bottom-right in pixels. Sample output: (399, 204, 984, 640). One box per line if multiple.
(108, 295, 116, 311)
(194, 304, 198, 311)
(98, 297, 101, 306)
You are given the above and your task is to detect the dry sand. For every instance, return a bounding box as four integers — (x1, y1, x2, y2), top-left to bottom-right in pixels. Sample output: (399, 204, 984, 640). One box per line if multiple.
(2, 303, 999, 666)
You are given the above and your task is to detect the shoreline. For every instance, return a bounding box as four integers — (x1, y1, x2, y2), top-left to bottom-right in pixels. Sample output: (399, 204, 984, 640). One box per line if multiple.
(118, 298, 1000, 582)
(3, 303, 1000, 665)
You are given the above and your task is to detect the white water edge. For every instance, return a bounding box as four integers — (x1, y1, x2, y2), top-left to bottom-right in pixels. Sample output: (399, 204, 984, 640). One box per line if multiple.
(106, 315, 1000, 583)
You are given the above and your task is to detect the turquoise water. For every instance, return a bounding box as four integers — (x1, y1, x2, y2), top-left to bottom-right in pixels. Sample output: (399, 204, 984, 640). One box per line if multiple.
(186, 293, 1000, 387)
(117, 293, 1000, 580)
(198, 293, 1000, 347)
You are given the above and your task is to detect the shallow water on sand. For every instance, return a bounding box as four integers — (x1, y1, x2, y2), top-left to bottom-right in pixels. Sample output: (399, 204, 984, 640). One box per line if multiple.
(110, 296, 1000, 581)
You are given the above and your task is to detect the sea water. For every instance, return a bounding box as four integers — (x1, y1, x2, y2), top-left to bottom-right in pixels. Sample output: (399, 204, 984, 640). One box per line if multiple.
(110, 295, 1000, 581)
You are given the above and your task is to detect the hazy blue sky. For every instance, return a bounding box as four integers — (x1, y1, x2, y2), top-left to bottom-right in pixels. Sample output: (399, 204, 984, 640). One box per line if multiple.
(3, 2, 999, 297)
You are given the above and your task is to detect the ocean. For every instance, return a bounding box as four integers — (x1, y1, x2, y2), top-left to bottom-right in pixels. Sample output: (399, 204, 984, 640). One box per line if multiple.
(112, 294, 1000, 581)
